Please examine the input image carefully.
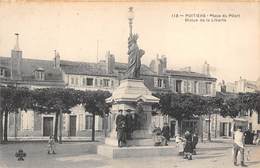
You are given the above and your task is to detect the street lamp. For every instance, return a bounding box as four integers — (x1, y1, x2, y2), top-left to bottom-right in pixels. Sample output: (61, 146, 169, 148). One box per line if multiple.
(128, 7, 134, 37)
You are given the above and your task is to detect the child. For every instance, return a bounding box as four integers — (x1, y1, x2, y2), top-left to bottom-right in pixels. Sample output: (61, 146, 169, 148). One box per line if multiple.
(176, 134, 185, 155)
(48, 135, 56, 154)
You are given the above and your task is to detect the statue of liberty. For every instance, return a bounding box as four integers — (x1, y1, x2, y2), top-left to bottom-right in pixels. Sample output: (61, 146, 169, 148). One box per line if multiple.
(126, 33, 145, 79)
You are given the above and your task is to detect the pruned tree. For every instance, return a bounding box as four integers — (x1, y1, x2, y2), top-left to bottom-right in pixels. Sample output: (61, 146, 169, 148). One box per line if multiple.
(201, 96, 223, 141)
(80, 90, 111, 141)
(0, 86, 32, 143)
(156, 93, 205, 135)
(32, 88, 79, 143)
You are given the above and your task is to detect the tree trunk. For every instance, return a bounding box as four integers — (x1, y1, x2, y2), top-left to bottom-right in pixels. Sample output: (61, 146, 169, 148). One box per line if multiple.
(177, 119, 182, 135)
(59, 110, 63, 144)
(0, 112, 3, 144)
(91, 113, 96, 142)
(208, 113, 211, 141)
(54, 112, 59, 142)
(4, 111, 8, 142)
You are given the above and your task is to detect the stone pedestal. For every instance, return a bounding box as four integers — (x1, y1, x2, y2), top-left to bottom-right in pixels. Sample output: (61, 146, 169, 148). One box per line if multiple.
(104, 79, 159, 147)
(97, 145, 177, 159)
(97, 79, 171, 158)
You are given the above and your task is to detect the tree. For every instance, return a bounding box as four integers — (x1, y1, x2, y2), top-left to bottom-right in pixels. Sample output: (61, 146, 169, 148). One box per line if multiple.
(32, 88, 79, 143)
(156, 93, 205, 134)
(201, 96, 223, 141)
(0, 87, 32, 143)
(219, 92, 260, 118)
(80, 90, 111, 141)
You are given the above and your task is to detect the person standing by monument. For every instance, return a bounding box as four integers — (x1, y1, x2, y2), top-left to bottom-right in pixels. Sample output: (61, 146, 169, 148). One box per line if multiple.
(233, 126, 247, 167)
(116, 110, 127, 147)
(162, 122, 170, 145)
(126, 111, 133, 140)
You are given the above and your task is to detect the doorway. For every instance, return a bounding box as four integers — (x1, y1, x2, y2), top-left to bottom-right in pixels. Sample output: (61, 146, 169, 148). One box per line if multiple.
(170, 120, 176, 137)
(43, 117, 53, 136)
(69, 115, 77, 136)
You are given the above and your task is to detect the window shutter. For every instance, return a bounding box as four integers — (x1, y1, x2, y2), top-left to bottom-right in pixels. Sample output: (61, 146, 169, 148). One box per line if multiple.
(154, 77, 158, 87)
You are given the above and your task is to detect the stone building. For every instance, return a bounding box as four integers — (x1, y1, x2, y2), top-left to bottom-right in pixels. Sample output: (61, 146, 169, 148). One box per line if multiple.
(0, 35, 218, 139)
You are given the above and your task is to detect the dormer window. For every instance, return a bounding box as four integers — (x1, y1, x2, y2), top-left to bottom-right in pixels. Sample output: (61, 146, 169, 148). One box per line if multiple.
(34, 67, 45, 80)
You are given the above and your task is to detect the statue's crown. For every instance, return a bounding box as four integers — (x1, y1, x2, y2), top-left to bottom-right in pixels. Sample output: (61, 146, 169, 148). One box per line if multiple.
(129, 34, 138, 42)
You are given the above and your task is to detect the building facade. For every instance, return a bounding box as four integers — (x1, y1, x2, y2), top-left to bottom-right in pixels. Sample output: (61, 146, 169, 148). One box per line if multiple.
(1, 37, 219, 139)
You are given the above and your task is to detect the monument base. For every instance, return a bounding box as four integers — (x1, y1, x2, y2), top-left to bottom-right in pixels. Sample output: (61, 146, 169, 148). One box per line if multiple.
(97, 145, 177, 159)
(105, 137, 155, 146)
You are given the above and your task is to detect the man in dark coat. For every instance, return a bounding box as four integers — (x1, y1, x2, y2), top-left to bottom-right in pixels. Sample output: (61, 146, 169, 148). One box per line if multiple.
(162, 122, 170, 145)
(244, 129, 251, 144)
(126, 112, 133, 140)
(116, 110, 126, 147)
(192, 133, 199, 155)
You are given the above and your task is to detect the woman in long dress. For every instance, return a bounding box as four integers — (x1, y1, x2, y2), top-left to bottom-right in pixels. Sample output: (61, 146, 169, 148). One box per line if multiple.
(184, 131, 193, 160)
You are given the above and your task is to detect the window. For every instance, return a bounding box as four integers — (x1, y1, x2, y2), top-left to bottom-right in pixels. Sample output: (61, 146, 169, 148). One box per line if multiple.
(199, 82, 206, 95)
(85, 115, 93, 129)
(228, 123, 232, 137)
(71, 77, 74, 85)
(82, 78, 86, 86)
(86, 78, 93, 86)
(183, 80, 188, 93)
(176, 80, 182, 93)
(21, 111, 33, 130)
(220, 122, 228, 136)
(194, 81, 197, 94)
(156, 78, 165, 88)
(100, 79, 103, 86)
(0, 68, 5, 77)
(158, 79, 163, 88)
(75, 77, 78, 85)
(103, 79, 110, 87)
(111, 80, 114, 87)
(34, 69, 45, 80)
(95, 79, 98, 86)
(206, 82, 211, 95)
(187, 81, 191, 93)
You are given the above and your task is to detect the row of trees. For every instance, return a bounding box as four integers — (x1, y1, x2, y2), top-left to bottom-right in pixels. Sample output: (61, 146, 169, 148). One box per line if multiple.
(155, 92, 260, 141)
(1, 86, 259, 144)
(0, 86, 111, 144)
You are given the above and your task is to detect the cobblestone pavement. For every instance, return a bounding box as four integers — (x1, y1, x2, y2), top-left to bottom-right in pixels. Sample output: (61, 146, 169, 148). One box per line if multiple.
(0, 141, 259, 168)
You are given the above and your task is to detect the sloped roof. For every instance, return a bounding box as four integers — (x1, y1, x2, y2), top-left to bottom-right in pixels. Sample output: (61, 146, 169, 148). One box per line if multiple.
(0, 57, 10, 68)
(60, 60, 156, 76)
(0, 57, 63, 81)
(60, 60, 110, 76)
(165, 69, 216, 80)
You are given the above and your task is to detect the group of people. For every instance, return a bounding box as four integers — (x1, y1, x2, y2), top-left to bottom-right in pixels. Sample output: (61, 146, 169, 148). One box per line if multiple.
(116, 110, 135, 147)
(176, 131, 198, 160)
(152, 122, 170, 146)
(244, 129, 260, 145)
(233, 127, 259, 167)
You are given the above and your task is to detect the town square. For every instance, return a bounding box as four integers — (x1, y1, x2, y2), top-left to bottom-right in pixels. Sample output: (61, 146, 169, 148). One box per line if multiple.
(0, 1, 260, 168)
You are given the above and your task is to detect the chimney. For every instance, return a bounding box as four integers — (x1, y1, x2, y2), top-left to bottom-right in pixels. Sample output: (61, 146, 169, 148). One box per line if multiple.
(105, 51, 115, 74)
(161, 55, 167, 73)
(220, 80, 226, 93)
(53, 50, 60, 69)
(150, 54, 167, 75)
(203, 61, 210, 76)
(11, 33, 22, 80)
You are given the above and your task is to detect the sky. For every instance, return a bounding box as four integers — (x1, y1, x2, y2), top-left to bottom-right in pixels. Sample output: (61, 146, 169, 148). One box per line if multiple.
(0, 1, 259, 83)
